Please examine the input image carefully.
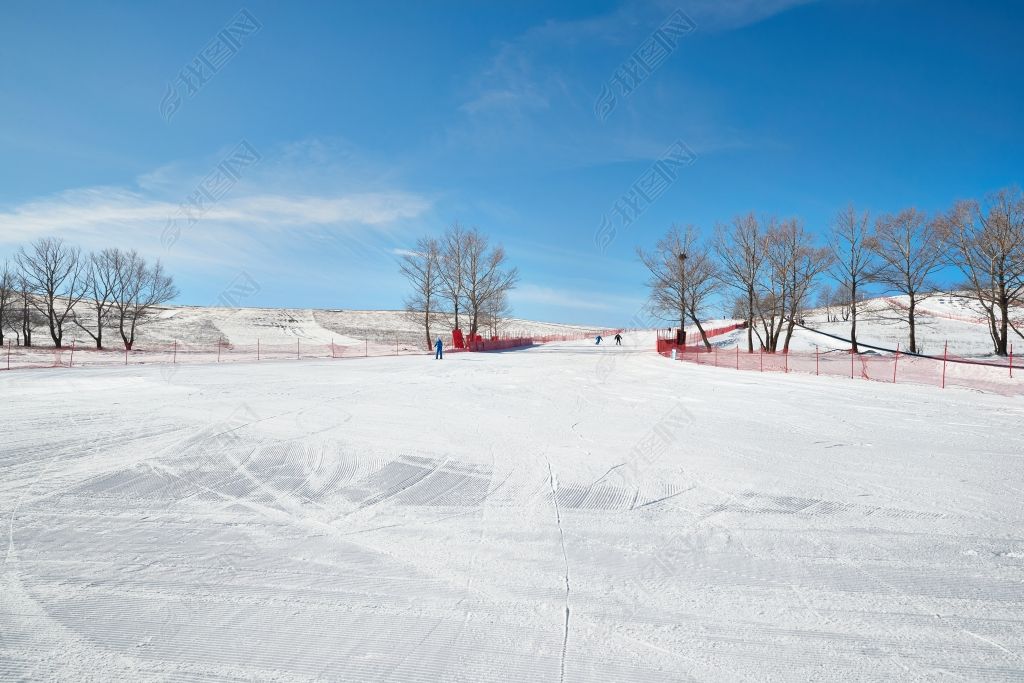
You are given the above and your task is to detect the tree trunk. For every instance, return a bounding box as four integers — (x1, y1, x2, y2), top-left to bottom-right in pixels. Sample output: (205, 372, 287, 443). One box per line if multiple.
(22, 304, 32, 347)
(771, 315, 785, 353)
(782, 320, 796, 352)
(850, 283, 859, 353)
(692, 316, 712, 350)
(746, 288, 754, 352)
(94, 303, 104, 349)
(908, 295, 917, 354)
(48, 308, 61, 347)
(998, 297, 1009, 356)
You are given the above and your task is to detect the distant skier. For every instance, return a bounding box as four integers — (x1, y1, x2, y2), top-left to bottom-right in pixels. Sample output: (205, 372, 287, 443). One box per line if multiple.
(434, 336, 444, 360)
(614, 333, 622, 345)
(595, 335, 603, 345)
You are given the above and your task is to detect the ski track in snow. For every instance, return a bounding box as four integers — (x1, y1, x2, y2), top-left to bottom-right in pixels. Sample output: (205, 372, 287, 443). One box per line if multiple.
(1, 331, 1023, 681)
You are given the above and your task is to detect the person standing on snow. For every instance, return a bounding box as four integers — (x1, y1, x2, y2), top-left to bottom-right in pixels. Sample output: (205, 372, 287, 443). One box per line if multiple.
(435, 336, 444, 359)
(614, 333, 622, 345)
(595, 335, 603, 345)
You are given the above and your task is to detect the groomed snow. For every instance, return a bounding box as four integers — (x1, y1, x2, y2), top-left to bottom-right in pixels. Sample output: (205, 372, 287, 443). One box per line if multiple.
(2, 332, 1022, 681)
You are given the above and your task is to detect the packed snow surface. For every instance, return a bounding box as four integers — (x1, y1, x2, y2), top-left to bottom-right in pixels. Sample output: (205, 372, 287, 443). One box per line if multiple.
(2, 332, 1022, 681)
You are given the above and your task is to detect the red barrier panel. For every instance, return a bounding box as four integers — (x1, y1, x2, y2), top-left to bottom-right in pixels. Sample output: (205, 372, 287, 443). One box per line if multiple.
(467, 337, 534, 351)
(655, 324, 743, 354)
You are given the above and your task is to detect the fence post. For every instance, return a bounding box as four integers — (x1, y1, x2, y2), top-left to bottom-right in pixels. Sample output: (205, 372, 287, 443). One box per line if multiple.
(1010, 344, 1014, 379)
(714, 346, 718, 367)
(125, 346, 128, 366)
(69, 340, 75, 368)
(850, 349, 854, 380)
(217, 339, 221, 363)
(297, 338, 300, 360)
(942, 341, 948, 389)
(257, 338, 261, 361)
(331, 337, 335, 359)
(760, 347, 763, 372)
(892, 342, 899, 383)
(816, 345, 819, 376)
(736, 345, 739, 370)
(6, 339, 10, 371)
(173, 339, 177, 364)
(784, 347, 788, 374)
(365, 339, 368, 357)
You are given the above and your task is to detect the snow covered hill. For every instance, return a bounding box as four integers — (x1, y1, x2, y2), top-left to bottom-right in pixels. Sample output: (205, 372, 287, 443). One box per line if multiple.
(709, 294, 1023, 359)
(25, 304, 608, 351)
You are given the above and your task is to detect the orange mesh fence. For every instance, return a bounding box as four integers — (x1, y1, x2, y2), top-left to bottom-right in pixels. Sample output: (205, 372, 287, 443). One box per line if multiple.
(2, 337, 437, 371)
(0, 328, 625, 371)
(654, 324, 743, 354)
(657, 339, 1020, 396)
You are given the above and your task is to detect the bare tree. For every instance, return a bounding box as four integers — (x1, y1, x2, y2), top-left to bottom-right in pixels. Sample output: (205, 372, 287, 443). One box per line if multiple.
(834, 283, 857, 322)
(16, 237, 88, 347)
(461, 229, 519, 340)
(16, 277, 35, 347)
(939, 187, 1024, 355)
(112, 251, 178, 350)
(73, 249, 121, 349)
(871, 208, 946, 353)
(399, 237, 441, 350)
(482, 289, 512, 337)
(682, 245, 721, 349)
(751, 217, 788, 352)
(773, 219, 832, 351)
(728, 295, 748, 320)
(828, 205, 874, 352)
(437, 223, 468, 332)
(816, 284, 834, 322)
(714, 213, 764, 352)
(638, 225, 719, 349)
(0, 261, 15, 346)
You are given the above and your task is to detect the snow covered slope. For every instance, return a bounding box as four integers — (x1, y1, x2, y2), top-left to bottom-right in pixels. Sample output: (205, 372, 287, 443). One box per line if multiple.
(2, 332, 1021, 680)
(40, 304, 607, 351)
(710, 294, 1023, 358)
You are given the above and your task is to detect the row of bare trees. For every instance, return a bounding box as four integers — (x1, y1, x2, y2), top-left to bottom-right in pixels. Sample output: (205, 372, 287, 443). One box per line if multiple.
(399, 223, 519, 349)
(0, 238, 178, 350)
(639, 186, 1024, 356)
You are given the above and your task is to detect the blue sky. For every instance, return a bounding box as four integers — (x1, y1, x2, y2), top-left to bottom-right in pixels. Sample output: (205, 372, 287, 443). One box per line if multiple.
(1, 0, 1022, 326)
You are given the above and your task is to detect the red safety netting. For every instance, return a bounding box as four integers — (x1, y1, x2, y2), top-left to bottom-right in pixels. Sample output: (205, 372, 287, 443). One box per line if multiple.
(656, 337, 1021, 396)
(1, 337, 438, 371)
(0, 328, 625, 372)
(654, 324, 744, 354)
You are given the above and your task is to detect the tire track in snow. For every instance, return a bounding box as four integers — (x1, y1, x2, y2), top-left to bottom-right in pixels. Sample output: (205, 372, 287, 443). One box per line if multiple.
(547, 459, 571, 683)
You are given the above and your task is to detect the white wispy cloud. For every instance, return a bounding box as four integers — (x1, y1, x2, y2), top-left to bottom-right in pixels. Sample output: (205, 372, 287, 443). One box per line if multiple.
(460, 0, 817, 117)
(450, 0, 815, 165)
(684, 0, 818, 31)
(0, 187, 430, 245)
(0, 135, 435, 277)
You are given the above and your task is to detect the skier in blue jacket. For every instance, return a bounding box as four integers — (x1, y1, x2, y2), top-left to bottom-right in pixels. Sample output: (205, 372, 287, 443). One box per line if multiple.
(435, 336, 444, 359)
(595, 335, 603, 345)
